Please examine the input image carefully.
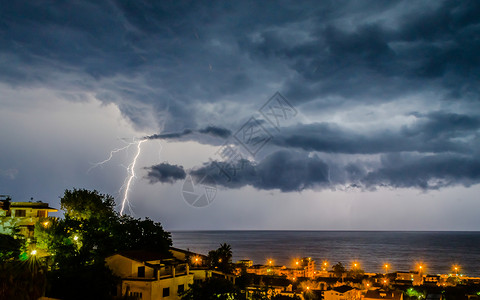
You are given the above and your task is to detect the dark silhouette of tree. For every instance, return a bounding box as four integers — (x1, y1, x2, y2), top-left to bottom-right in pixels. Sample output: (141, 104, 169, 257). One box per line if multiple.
(207, 243, 233, 273)
(332, 262, 346, 278)
(180, 277, 239, 300)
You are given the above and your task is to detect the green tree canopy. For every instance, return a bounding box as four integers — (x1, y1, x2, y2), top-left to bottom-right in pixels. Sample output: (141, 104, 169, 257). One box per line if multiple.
(36, 188, 172, 299)
(0, 233, 22, 262)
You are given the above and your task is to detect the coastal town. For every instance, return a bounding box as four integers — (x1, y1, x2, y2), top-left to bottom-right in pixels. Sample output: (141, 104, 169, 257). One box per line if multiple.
(1, 195, 480, 300)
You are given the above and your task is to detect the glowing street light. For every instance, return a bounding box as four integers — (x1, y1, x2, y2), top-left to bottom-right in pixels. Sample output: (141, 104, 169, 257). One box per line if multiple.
(384, 263, 389, 274)
(73, 235, 79, 241)
(30, 249, 37, 256)
(192, 256, 201, 265)
(453, 265, 460, 275)
(268, 259, 273, 265)
(417, 263, 425, 274)
(42, 221, 49, 228)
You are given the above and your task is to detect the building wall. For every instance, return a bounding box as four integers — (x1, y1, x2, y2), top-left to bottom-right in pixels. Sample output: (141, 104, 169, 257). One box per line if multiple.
(122, 272, 194, 299)
(323, 290, 359, 300)
(106, 255, 156, 278)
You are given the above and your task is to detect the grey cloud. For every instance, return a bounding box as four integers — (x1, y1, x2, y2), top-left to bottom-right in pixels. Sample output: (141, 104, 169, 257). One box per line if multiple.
(272, 112, 479, 154)
(190, 150, 330, 192)
(361, 153, 480, 190)
(198, 126, 231, 139)
(146, 126, 231, 142)
(145, 163, 186, 184)
(190, 151, 329, 192)
(2, 1, 478, 133)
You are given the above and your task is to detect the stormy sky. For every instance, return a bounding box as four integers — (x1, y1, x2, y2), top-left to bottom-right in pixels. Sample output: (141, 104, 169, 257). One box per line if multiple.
(1, 0, 479, 230)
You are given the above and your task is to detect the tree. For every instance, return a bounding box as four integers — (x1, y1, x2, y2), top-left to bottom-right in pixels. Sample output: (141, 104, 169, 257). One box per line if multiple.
(332, 262, 346, 278)
(180, 277, 239, 300)
(0, 233, 23, 262)
(207, 243, 233, 273)
(114, 215, 172, 254)
(36, 188, 172, 299)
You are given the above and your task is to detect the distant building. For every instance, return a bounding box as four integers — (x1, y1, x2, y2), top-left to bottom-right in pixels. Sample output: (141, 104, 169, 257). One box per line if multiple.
(106, 250, 194, 300)
(364, 290, 403, 300)
(323, 285, 360, 300)
(395, 271, 422, 286)
(170, 247, 207, 267)
(424, 275, 440, 286)
(0, 196, 57, 239)
(237, 259, 254, 268)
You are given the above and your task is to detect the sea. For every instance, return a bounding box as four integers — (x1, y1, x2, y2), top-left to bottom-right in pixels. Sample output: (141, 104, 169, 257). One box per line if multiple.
(171, 231, 480, 277)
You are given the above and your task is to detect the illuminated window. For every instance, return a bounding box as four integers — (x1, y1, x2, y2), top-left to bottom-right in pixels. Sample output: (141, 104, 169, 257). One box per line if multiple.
(15, 210, 26, 217)
(37, 210, 46, 218)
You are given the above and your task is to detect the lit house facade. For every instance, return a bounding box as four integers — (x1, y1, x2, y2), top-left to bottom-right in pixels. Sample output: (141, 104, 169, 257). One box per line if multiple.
(106, 251, 194, 300)
(0, 196, 57, 238)
(323, 285, 360, 300)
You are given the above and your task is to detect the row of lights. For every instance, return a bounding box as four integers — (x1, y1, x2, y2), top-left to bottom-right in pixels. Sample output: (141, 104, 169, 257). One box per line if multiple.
(266, 259, 461, 275)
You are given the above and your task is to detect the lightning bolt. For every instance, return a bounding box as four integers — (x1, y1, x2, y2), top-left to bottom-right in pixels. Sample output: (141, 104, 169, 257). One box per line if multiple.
(120, 139, 145, 215)
(89, 138, 147, 215)
(87, 141, 136, 173)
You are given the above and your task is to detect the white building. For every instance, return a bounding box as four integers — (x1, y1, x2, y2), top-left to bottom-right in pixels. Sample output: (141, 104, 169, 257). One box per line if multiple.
(323, 285, 360, 300)
(106, 250, 194, 299)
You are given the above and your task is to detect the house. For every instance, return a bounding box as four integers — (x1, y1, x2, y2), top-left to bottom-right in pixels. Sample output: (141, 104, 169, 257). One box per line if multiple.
(244, 275, 293, 298)
(424, 275, 440, 286)
(0, 196, 57, 238)
(364, 290, 403, 300)
(170, 247, 207, 264)
(395, 271, 422, 286)
(323, 285, 360, 300)
(105, 250, 194, 300)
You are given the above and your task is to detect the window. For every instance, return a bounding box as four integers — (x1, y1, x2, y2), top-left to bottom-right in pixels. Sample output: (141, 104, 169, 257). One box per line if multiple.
(138, 266, 145, 277)
(163, 287, 170, 297)
(130, 292, 142, 299)
(37, 210, 46, 218)
(15, 210, 26, 217)
(178, 284, 184, 293)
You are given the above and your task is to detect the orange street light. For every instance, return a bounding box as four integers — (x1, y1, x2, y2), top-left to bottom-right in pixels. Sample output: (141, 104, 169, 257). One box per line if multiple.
(417, 263, 425, 273)
(453, 265, 460, 275)
(384, 263, 389, 274)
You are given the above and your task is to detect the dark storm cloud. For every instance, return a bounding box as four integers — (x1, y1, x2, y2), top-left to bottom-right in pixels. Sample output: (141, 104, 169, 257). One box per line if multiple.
(145, 163, 186, 184)
(361, 153, 480, 190)
(272, 111, 480, 154)
(190, 150, 330, 192)
(198, 126, 231, 139)
(182, 150, 480, 192)
(146, 126, 231, 142)
(1, 0, 480, 192)
(1, 1, 478, 129)
(241, 1, 480, 104)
